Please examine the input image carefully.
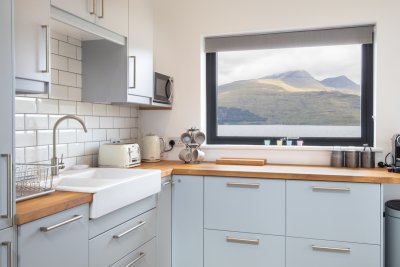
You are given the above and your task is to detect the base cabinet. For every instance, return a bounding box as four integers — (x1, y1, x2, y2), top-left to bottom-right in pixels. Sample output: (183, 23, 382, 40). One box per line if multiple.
(111, 238, 156, 267)
(18, 204, 89, 267)
(0, 228, 14, 267)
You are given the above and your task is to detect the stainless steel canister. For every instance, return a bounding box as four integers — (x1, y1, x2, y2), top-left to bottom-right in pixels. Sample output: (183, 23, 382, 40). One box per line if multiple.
(331, 151, 344, 167)
(345, 150, 360, 168)
(361, 147, 375, 168)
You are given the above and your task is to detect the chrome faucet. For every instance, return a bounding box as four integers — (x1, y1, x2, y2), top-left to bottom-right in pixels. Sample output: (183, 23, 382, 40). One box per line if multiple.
(51, 115, 88, 176)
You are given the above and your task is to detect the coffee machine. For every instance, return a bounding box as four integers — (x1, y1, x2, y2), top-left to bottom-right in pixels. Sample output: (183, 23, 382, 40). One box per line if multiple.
(393, 134, 400, 167)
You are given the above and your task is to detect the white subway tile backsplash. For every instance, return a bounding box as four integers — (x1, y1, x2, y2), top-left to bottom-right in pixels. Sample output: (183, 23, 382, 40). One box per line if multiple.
(68, 58, 82, 74)
(15, 114, 25, 130)
(68, 36, 81, 47)
(58, 129, 77, 144)
(25, 146, 49, 162)
(16, 131, 36, 147)
(77, 47, 82, 60)
(120, 129, 131, 140)
(107, 105, 120, 116)
(114, 117, 124, 128)
(68, 115, 85, 128)
(25, 114, 48, 130)
(51, 69, 59, 84)
(77, 155, 92, 166)
(120, 107, 131, 117)
(77, 129, 92, 142)
(37, 130, 53, 145)
(106, 129, 119, 141)
(77, 102, 93, 115)
(49, 115, 68, 129)
(15, 97, 37, 113)
(51, 38, 59, 54)
(68, 87, 82, 101)
(15, 148, 25, 163)
(85, 116, 100, 128)
(92, 129, 107, 141)
(51, 54, 68, 71)
(100, 117, 113, 128)
(63, 157, 77, 169)
(93, 104, 107, 116)
(84, 142, 100, 155)
(131, 129, 138, 139)
(131, 107, 138, 117)
(50, 84, 69, 100)
(68, 143, 85, 157)
(49, 144, 68, 159)
(51, 31, 68, 42)
(37, 99, 58, 114)
(59, 100, 76, 114)
(76, 74, 82, 88)
(59, 41, 76, 59)
(59, 71, 77, 87)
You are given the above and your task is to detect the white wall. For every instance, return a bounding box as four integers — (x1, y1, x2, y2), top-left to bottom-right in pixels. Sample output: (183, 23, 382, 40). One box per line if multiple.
(140, 0, 400, 165)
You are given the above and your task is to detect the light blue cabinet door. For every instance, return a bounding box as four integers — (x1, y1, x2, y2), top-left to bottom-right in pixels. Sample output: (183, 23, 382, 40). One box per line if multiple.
(0, 0, 14, 231)
(157, 177, 171, 267)
(18, 204, 89, 267)
(0, 228, 14, 267)
(204, 177, 285, 235)
(172, 175, 203, 267)
(111, 238, 156, 267)
(286, 181, 381, 244)
(204, 229, 285, 267)
(286, 237, 380, 267)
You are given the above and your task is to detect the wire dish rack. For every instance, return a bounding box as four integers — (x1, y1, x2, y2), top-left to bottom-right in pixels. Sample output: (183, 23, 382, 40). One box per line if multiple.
(15, 164, 56, 202)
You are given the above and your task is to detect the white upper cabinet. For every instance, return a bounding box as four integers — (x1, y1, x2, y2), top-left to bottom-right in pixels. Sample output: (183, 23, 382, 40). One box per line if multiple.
(15, 0, 51, 93)
(95, 0, 129, 37)
(51, 0, 96, 23)
(128, 0, 154, 99)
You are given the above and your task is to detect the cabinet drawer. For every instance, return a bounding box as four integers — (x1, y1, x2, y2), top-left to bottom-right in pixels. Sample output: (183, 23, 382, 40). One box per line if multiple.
(89, 208, 156, 267)
(204, 177, 285, 235)
(111, 238, 156, 267)
(286, 237, 380, 267)
(286, 181, 381, 244)
(204, 229, 285, 267)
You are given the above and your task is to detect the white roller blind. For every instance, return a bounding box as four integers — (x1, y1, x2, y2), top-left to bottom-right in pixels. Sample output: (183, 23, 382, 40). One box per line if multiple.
(205, 25, 374, 53)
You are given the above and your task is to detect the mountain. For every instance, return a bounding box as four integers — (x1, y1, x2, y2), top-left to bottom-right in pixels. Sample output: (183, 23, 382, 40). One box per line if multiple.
(320, 75, 360, 90)
(263, 70, 326, 90)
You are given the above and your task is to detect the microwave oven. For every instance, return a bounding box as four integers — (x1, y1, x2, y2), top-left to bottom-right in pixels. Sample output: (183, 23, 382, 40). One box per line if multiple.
(154, 72, 173, 104)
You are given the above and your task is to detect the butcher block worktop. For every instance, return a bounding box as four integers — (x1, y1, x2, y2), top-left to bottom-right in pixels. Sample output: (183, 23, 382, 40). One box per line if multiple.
(16, 161, 400, 225)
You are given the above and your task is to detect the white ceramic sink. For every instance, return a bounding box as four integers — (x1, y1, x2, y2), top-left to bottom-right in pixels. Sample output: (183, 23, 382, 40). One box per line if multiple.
(55, 168, 161, 218)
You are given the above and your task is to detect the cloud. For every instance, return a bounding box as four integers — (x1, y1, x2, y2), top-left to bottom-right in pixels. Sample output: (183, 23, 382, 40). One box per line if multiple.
(217, 44, 361, 85)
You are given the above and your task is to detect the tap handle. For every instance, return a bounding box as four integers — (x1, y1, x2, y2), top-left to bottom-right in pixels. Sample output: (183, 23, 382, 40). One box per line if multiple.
(59, 154, 65, 170)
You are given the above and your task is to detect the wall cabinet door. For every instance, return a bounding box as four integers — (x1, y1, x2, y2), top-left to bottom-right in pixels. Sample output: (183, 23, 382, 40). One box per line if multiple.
(18, 204, 89, 267)
(128, 0, 154, 99)
(0, 228, 14, 267)
(156, 177, 172, 267)
(51, 0, 96, 23)
(0, 0, 14, 231)
(95, 0, 128, 37)
(15, 0, 50, 93)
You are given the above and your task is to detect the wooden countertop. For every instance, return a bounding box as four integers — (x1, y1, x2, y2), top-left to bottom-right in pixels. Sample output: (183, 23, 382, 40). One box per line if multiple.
(16, 161, 400, 225)
(16, 191, 92, 225)
(136, 161, 400, 184)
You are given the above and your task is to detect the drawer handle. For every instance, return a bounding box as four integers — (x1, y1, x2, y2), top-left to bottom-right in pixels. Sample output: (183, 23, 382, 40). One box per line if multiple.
(124, 252, 145, 267)
(1, 154, 12, 220)
(40, 215, 83, 232)
(312, 245, 351, 253)
(113, 221, 146, 239)
(162, 180, 172, 187)
(1, 241, 12, 267)
(312, 186, 351, 192)
(226, 236, 259, 245)
(226, 182, 260, 189)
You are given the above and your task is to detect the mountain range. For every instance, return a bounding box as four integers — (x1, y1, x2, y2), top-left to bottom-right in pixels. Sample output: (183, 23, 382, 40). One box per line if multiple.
(217, 70, 361, 126)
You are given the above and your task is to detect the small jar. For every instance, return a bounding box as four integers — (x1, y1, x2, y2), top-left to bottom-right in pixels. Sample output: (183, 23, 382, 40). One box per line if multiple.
(345, 150, 360, 168)
(331, 150, 344, 167)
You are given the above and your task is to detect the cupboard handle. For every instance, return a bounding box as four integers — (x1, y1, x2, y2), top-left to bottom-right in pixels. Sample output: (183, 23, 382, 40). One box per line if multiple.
(40, 215, 83, 232)
(128, 56, 136, 88)
(113, 221, 146, 239)
(312, 245, 351, 253)
(88, 0, 96, 14)
(226, 236, 259, 245)
(1, 242, 12, 267)
(124, 252, 145, 267)
(98, 0, 104, 18)
(1, 154, 12, 220)
(40, 25, 50, 73)
(162, 180, 172, 187)
(226, 182, 260, 189)
(312, 186, 351, 192)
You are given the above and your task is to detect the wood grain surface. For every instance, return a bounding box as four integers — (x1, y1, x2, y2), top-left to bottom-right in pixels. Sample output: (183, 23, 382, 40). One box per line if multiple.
(216, 158, 267, 166)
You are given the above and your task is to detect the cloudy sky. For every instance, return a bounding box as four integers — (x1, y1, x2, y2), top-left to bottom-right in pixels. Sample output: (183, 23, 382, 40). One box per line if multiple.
(217, 44, 361, 86)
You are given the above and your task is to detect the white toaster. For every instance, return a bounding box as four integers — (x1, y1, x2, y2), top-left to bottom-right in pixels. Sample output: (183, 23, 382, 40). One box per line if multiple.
(98, 143, 141, 168)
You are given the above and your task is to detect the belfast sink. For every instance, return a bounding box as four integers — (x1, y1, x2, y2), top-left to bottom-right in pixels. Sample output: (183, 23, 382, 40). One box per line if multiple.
(55, 168, 161, 218)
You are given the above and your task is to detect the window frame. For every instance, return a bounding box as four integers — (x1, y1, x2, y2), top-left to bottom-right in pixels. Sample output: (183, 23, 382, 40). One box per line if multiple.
(206, 44, 374, 146)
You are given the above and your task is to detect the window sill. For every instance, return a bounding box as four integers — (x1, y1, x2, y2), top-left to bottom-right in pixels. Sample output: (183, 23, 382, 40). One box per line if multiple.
(201, 144, 382, 152)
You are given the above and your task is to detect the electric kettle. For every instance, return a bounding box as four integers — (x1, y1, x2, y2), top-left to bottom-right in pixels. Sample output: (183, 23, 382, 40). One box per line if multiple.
(141, 134, 165, 162)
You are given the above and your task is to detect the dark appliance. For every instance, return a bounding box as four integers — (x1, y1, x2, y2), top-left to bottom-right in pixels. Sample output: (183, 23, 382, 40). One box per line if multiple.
(154, 72, 173, 104)
(393, 135, 400, 167)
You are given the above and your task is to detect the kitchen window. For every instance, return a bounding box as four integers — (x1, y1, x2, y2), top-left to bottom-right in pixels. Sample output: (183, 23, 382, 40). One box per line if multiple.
(205, 26, 374, 146)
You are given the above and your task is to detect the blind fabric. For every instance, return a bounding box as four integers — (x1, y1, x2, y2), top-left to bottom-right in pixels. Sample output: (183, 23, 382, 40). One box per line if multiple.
(204, 25, 374, 53)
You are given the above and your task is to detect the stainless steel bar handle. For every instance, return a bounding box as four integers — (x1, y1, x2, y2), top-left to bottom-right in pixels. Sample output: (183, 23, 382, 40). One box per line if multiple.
(1, 242, 12, 267)
(113, 221, 146, 239)
(1, 154, 12, 220)
(98, 0, 104, 18)
(40, 25, 49, 73)
(40, 215, 83, 232)
(128, 56, 136, 88)
(312, 186, 351, 192)
(162, 180, 172, 187)
(124, 252, 145, 267)
(89, 0, 96, 15)
(226, 236, 259, 245)
(311, 245, 351, 253)
(226, 182, 260, 189)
